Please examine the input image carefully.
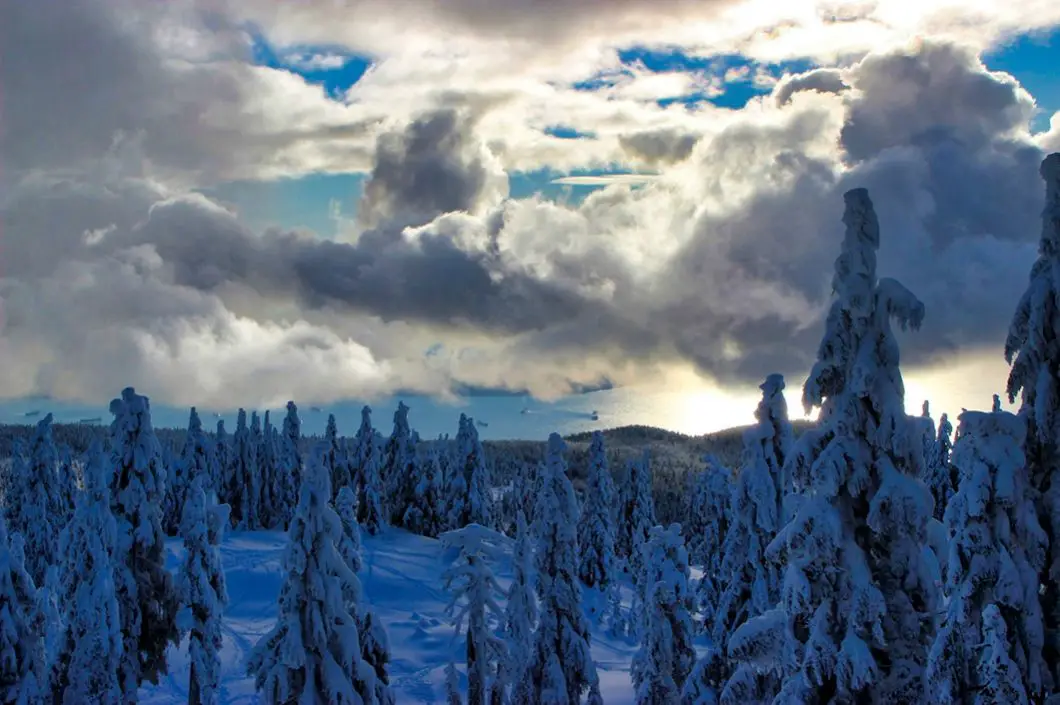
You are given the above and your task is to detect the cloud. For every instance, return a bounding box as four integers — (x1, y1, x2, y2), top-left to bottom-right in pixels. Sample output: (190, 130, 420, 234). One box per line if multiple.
(618, 129, 702, 165)
(773, 68, 847, 106)
(550, 175, 661, 186)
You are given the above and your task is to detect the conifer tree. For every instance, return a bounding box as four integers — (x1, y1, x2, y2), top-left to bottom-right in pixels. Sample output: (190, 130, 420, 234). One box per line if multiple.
(56, 445, 78, 524)
(229, 409, 258, 530)
(0, 515, 45, 703)
(504, 511, 537, 693)
(625, 452, 657, 596)
(213, 420, 230, 507)
(352, 407, 386, 535)
(109, 387, 180, 696)
(633, 524, 696, 704)
(21, 413, 62, 587)
(1004, 152, 1060, 680)
(925, 411, 1047, 701)
(259, 411, 281, 530)
(52, 441, 122, 704)
(324, 414, 346, 499)
(403, 448, 445, 538)
(384, 402, 419, 526)
(731, 189, 940, 702)
(167, 408, 215, 536)
(247, 444, 384, 704)
(688, 455, 731, 635)
(441, 524, 508, 705)
(280, 401, 302, 528)
(577, 431, 617, 589)
(176, 477, 230, 705)
(0, 441, 26, 532)
(335, 486, 364, 574)
(924, 412, 955, 523)
(513, 433, 599, 704)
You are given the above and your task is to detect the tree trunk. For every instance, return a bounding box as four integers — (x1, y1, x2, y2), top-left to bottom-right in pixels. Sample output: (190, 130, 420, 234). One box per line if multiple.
(188, 662, 201, 705)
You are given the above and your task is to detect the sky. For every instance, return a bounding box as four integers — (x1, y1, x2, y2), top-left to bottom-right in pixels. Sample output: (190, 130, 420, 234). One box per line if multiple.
(1, 0, 1060, 433)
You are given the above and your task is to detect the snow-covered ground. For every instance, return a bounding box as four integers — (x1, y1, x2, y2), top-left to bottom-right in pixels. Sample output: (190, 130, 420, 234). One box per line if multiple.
(141, 527, 659, 704)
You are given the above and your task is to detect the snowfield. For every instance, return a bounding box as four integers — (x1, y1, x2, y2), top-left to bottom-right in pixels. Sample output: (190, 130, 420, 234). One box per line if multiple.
(142, 527, 659, 704)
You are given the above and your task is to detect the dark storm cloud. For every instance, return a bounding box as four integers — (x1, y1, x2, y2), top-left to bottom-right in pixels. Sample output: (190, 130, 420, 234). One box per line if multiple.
(618, 129, 701, 166)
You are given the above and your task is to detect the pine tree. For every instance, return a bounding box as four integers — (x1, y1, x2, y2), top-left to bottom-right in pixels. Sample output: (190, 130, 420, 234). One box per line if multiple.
(0, 441, 26, 532)
(36, 565, 62, 690)
(280, 401, 303, 529)
(504, 511, 537, 693)
(688, 456, 731, 635)
(384, 402, 419, 527)
(978, 604, 1030, 704)
(52, 441, 122, 704)
(403, 448, 445, 538)
(176, 477, 230, 705)
(441, 524, 508, 705)
(167, 408, 215, 536)
(247, 444, 383, 704)
(335, 487, 364, 574)
(352, 407, 386, 535)
(633, 523, 696, 704)
(259, 411, 281, 530)
(21, 413, 62, 587)
(109, 387, 180, 696)
(733, 188, 940, 702)
(925, 410, 1047, 702)
(1005, 153, 1060, 683)
(0, 515, 45, 703)
(513, 433, 599, 704)
(228, 410, 258, 530)
(324, 414, 346, 499)
(924, 412, 955, 523)
(56, 445, 78, 524)
(213, 420, 230, 508)
(626, 452, 657, 598)
(577, 431, 617, 589)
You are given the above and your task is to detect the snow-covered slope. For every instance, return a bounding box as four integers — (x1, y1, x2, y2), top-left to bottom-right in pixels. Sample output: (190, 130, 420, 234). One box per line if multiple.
(141, 527, 649, 704)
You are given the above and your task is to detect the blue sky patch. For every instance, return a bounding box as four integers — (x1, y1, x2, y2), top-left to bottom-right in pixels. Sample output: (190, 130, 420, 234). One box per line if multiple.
(983, 27, 1060, 132)
(544, 125, 597, 140)
(247, 27, 373, 99)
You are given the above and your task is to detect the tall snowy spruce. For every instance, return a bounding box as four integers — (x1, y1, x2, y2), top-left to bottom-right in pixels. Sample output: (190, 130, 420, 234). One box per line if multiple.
(620, 452, 656, 595)
(1004, 151, 1060, 680)
(446, 415, 492, 531)
(925, 410, 1047, 701)
(632, 523, 696, 704)
(924, 412, 955, 523)
(383, 402, 418, 526)
(324, 414, 345, 499)
(688, 456, 732, 638)
(403, 447, 445, 538)
(20, 413, 62, 587)
(734, 188, 940, 702)
(711, 374, 793, 702)
(0, 515, 45, 703)
(353, 406, 386, 535)
(441, 524, 508, 705)
(229, 409, 259, 530)
(577, 431, 617, 589)
(259, 411, 281, 530)
(52, 442, 122, 704)
(109, 387, 180, 696)
(513, 433, 599, 705)
(281, 401, 303, 528)
(167, 408, 215, 536)
(504, 511, 538, 693)
(176, 477, 230, 705)
(248, 444, 383, 704)
(214, 420, 230, 507)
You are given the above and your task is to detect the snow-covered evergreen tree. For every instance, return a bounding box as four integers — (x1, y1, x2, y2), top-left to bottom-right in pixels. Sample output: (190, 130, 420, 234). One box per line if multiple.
(36, 565, 62, 689)
(324, 414, 346, 499)
(176, 477, 230, 705)
(445, 415, 491, 531)
(685, 455, 731, 568)
(1004, 151, 1060, 683)
(109, 387, 180, 695)
(978, 604, 1030, 704)
(0, 441, 26, 531)
(383, 402, 417, 526)
(577, 431, 617, 589)
(335, 486, 364, 574)
(733, 188, 940, 702)
(351, 406, 386, 536)
(924, 412, 955, 523)
(711, 374, 792, 702)
(513, 433, 599, 704)
(213, 420, 230, 508)
(632, 523, 696, 704)
(20, 413, 62, 587)
(625, 452, 657, 598)
(247, 444, 384, 704)
(56, 445, 78, 524)
(403, 447, 445, 538)
(167, 408, 215, 536)
(441, 524, 508, 705)
(925, 410, 1047, 702)
(504, 511, 537, 692)
(446, 660, 463, 705)
(258, 410, 281, 530)
(992, 394, 1003, 413)
(52, 441, 122, 704)
(280, 401, 302, 529)
(228, 410, 259, 530)
(0, 515, 45, 703)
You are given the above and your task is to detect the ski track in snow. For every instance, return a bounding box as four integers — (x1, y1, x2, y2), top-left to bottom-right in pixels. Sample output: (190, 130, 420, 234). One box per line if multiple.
(140, 527, 654, 704)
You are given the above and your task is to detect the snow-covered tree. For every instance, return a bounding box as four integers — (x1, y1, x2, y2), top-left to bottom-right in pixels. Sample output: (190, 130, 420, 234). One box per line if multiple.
(51, 441, 122, 704)
(280, 401, 303, 528)
(977, 604, 1030, 704)
(710, 374, 792, 702)
(109, 387, 180, 695)
(352, 407, 386, 536)
(247, 444, 384, 704)
(441, 524, 508, 705)
(403, 447, 445, 538)
(213, 420, 230, 507)
(56, 445, 78, 524)
(992, 394, 1003, 413)
(446, 415, 491, 531)
(504, 511, 537, 692)
(0, 515, 45, 703)
(924, 412, 955, 523)
(335, 486, 364, 574)
(633, 523, 696, 704)
(324, 414, 346, 499)
(685, 455, 731, 570)
(167, 408, 215, 536)
(176, 477, 230, 705)
(577, 431, 617, 589)
(258, 411, 281, 530)
(383, 402, 417, 526)
(733, 188, 940, 702)
(229, 409, 259, 530)
(513, 433, 599, 704)
(925, 410, 1047, 702)
(446, 661, 463, 705)
(20, 413, 62, 587)
(1005, 153, 1060, 680)
(619, 452, 656, 593)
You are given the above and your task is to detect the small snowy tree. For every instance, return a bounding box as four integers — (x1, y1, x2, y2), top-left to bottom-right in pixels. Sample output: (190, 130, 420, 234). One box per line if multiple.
(504, 511, 537, 692)
(513, 433, 599, 704)
(403, 447, 445, 538)
(923, 412, 955, 523)
(632, 523, 696, 704)
(1005, 152, 1060, 679)
(176, 477, 230, 705)
(51, 441, 122, 704)
(20, 413, 62, 587)
(735, 188, 940, 702)
(352, 407, 386, 536)
(925, 410, 1047, 702)
(577, 431, 617, 589)
(0, 515, 45, 703)
(441, 524, 508, 705)
(109, 387, 179, 695)
(247, 444, 383, 704)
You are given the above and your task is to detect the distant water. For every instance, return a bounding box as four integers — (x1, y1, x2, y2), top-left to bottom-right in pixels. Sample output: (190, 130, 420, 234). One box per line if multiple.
(0, 385, 777, 441)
